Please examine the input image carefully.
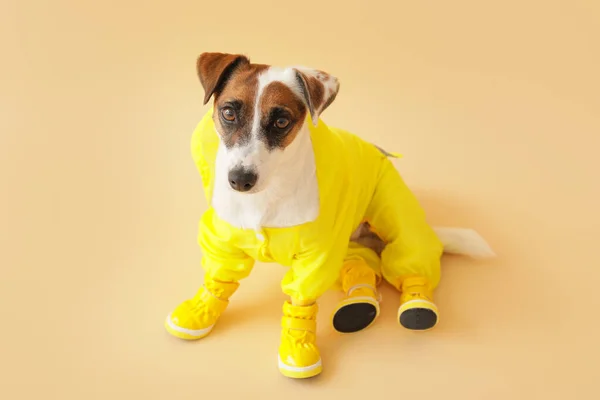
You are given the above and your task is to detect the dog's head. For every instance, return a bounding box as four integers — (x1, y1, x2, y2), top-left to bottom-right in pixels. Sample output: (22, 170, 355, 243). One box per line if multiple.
(196, 52, 339, 194)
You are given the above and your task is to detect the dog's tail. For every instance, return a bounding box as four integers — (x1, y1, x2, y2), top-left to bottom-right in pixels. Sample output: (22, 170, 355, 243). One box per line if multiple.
(433, 227, 496, 258)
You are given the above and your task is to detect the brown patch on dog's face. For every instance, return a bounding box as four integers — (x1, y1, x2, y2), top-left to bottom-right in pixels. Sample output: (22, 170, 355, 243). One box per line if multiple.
(197, 53, 339, 152)
(211, 63, 268, 148)
(257, 81, 307, 150)
(209, 66, 307, 151)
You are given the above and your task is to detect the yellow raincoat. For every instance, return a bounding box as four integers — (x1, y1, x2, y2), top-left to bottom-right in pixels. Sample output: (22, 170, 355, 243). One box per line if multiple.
(191, 109, 443, 301)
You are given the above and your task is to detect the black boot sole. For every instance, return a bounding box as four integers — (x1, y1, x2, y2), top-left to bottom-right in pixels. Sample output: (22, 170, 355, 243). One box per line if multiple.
(332, 302, 377, 333)
(399, 307, 437, 330)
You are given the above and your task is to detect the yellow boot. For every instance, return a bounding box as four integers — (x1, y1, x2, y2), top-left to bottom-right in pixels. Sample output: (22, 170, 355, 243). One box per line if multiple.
(165, 277, 239, 340)
(278, 301, 322, 379)
(397, 277, 438, 331)
(331, 260, 381, 333)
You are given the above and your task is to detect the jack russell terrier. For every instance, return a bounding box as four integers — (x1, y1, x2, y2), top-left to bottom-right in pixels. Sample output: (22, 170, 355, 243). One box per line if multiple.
(165, 52, 495, 379)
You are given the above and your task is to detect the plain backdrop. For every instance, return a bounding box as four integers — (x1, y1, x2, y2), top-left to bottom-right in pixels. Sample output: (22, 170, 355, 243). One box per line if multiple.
(2, 1, 599, 399)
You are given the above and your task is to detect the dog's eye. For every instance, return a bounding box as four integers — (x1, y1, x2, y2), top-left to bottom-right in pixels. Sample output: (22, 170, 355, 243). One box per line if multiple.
(221, 107, 236, 122)
(274, 117, 290, 129)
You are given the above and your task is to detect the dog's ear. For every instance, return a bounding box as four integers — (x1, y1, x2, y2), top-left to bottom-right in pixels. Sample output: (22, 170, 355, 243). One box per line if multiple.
(293, 67, 340, 125)
(197, 52, 250, 105)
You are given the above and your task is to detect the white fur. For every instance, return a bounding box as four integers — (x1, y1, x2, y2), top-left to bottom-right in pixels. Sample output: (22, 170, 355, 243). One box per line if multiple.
(212, 122, 319, 231)
(211, 66, 321, 231)
(433, 227, 496, 258)
(257, 67, 306, 99)
(216, 66, 310, 195)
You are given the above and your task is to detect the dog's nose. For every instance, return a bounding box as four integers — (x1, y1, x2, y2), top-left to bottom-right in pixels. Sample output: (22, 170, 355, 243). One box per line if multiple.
(228, 168, 258, 192)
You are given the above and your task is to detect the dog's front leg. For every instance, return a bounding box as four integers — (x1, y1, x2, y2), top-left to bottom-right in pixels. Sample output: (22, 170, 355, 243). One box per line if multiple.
(165, 209, 255, 340)
(277, 248, 345, 379)
(278, 297, 322, 379)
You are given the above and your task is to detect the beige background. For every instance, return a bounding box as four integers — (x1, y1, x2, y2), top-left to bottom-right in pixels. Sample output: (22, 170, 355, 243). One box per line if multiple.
(2, 0, 599, 399)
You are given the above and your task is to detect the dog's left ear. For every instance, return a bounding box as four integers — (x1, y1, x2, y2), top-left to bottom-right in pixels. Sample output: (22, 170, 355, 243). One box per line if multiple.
(293, 67, 340, 125)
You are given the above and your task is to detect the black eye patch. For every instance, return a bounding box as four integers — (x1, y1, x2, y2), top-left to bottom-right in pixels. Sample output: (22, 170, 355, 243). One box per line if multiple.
(266, 108, 293, 129)
(216, 99, 252, 148)
(260, 108, 295, 149)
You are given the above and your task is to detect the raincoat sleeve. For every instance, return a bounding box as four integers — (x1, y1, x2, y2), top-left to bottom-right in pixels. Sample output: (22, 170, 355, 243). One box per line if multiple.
(197, 209, 255, 283)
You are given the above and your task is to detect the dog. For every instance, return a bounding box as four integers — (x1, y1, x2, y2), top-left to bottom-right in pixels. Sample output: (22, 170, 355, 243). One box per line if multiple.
(165, 52, 495, 379)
